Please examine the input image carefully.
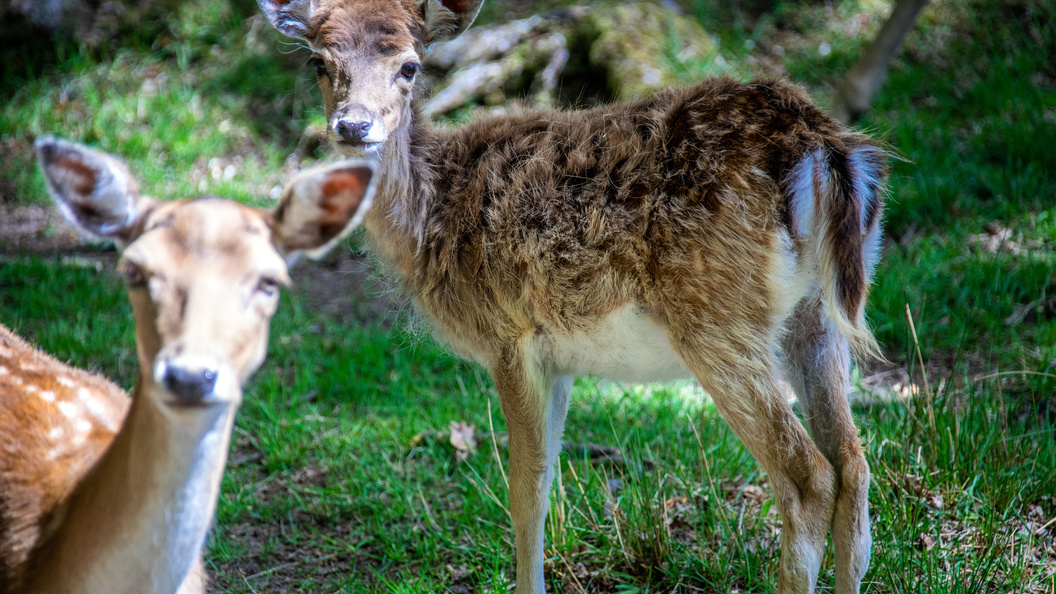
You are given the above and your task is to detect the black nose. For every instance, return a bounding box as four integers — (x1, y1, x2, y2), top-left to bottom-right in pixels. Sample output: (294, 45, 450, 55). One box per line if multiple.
(335, 119, 372, 142)
(163, 365, 218, 402)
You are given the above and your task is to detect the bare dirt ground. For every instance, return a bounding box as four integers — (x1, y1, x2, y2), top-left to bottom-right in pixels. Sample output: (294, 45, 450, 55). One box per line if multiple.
(0, 204, 92, 254)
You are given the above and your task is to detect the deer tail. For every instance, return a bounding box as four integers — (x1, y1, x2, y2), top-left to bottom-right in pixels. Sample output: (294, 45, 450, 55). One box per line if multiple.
(786, 141, 888, 358)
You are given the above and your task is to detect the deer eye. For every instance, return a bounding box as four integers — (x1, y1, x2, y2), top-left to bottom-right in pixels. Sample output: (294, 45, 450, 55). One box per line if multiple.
(398, 61, 420, 80)
(307, 56, 328, 78)
(256, 277, 280, 298)
(119, 262, 147, 289)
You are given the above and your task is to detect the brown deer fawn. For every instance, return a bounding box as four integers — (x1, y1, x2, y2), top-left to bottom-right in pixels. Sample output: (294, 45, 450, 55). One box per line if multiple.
(257, 1, 887, 592)
(0, 137, 375, 593)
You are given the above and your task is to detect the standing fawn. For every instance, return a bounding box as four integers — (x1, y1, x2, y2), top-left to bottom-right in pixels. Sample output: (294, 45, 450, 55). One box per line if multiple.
(257, 1, 887, 592)
(0, 137, 375, 593)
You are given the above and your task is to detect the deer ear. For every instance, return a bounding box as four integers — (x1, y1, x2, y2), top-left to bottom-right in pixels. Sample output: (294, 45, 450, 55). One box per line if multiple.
(35, 136, 146, 241)
(269, 160, 376, 261)
(419, 0, 484, 45)
(256, 0, 314, 40)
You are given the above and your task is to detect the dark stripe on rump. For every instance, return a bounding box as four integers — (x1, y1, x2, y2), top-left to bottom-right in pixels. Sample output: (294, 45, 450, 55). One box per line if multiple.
(826, 145, 866, 320)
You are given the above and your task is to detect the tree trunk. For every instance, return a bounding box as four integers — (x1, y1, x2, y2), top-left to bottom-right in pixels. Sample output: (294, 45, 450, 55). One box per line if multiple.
(831, 0, 930, 125)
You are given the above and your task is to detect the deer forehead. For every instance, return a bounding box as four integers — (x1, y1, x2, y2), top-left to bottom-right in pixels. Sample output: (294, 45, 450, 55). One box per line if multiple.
(124, 199, 287, 281)
(312, 1, 421, 56)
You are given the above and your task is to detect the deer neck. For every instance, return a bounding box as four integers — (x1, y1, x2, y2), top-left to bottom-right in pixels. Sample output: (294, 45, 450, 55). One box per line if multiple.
(25, 378, 236, 594)
(361, 103, 442, 284)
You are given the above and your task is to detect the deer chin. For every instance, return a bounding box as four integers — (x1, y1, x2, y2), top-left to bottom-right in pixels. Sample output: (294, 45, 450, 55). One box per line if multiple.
(332, 139, 383, 158)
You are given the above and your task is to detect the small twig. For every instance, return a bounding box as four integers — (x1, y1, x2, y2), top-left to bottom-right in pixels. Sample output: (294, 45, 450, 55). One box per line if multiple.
(240, 572, 261, 593)
(564, 460, 600, 528)
(972, 370, 1056, 383)
(687, 412, 746, 563)
(554, 547, 586, 593)
(904, 303, 933, 399)
(245, 562, 297, 581)
(461, 470, 511, 519)
(418, 486, 442, 534)
(229, 451, 262, 466)
(415, 423, 655, 468)
(487, 399, 509, 491)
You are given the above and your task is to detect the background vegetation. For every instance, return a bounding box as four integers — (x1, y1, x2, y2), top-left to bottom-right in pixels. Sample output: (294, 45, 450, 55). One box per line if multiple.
(1, 0, 1054, 591)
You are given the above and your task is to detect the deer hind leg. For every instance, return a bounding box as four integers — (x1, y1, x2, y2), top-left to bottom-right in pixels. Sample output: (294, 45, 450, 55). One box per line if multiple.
(673, 332, 835, 594)
(782, 295, 871, 594)
(493, 344, 572, 594)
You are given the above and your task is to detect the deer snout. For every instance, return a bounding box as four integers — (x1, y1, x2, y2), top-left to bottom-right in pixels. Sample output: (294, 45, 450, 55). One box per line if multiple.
(335, 119, 372, 142)
(330, 106, 386, 150)
(153, 353, 238, 408)
(163, 365, 218, 403)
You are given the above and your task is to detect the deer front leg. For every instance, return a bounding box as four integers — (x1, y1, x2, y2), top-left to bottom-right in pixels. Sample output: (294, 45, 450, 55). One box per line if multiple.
(493, 347, 571, 594)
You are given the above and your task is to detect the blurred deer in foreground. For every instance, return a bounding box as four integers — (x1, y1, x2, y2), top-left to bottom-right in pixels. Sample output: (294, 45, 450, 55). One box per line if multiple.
(258, 1, 887, 592)
(0, 137, 374, 594)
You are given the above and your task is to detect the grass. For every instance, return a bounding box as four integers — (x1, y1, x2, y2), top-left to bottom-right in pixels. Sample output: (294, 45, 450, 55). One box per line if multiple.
(2, 0, 1055, 591)
(2, 254, 1053, 592)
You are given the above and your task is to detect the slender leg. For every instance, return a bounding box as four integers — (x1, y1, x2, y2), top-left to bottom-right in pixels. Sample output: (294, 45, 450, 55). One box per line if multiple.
(673, 331, 835, 594)
(493, 344, 571, 594)
(782, 296, 871, 594)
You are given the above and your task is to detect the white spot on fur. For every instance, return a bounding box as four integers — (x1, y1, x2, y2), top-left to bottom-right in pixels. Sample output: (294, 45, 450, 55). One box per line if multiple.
(58, 376, 76, 387)
(78, 388, 120, 430)
(0, 365, 8, 375)
(25, 384, 38, 393)
(47, 448, 60, 461)
(48, 427, 64, 440)
(40, 390, 56, 403)
(75, 419, 92, 434)
(57, 401, 79, 419)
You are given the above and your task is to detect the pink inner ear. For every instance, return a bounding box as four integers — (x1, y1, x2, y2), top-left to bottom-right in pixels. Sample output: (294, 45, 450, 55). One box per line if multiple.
(319, 169, 371, 226)
(55, 156, 97, 197)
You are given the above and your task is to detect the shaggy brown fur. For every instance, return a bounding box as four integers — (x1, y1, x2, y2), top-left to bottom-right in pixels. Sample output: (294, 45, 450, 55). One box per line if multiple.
(258, 1, 887, 592)
(404, 80, 885, 356)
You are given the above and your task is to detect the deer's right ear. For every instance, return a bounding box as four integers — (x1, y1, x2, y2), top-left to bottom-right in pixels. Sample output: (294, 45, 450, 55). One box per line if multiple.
(268, 160, 376, 261)
(256, 0, 314, 40)
(35, 136, 147, 241)
(419, 0, 485, 45)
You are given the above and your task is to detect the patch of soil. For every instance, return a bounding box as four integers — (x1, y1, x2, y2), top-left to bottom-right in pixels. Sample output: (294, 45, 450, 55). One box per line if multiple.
(208, 512, 383, 593)
(0, 205, 95, 254)
(288, 248, 401, 328)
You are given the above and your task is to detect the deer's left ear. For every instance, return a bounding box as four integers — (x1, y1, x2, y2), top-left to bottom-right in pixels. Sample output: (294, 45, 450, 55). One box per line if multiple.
(268, 160, 376, 261)
(256, 0, 314, 40)
(35, 136, 149, 241)
(419, 0, 484, 45)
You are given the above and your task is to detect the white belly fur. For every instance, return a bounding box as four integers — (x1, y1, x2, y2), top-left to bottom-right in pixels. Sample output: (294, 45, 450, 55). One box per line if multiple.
(543, 306, 692, 383)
